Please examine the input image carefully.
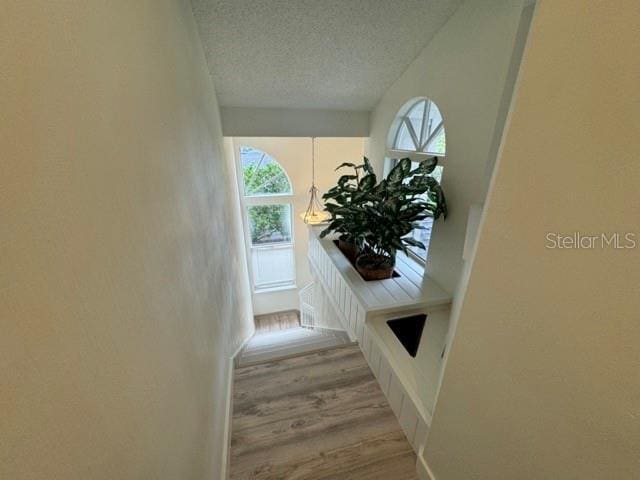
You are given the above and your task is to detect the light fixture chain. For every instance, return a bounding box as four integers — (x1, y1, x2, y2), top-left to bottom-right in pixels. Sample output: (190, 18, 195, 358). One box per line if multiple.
(300, 136, 329, 225)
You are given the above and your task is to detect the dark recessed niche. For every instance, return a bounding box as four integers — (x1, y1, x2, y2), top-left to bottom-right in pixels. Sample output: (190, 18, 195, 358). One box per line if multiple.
(386, 314, 427, 358)
(333, 240, 400, 280)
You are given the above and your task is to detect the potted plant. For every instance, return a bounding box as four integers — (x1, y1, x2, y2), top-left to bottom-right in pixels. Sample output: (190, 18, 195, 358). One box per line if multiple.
(320, 158, 376, 262)
(356, 157, 447, 280)
(320, 156, 447, 280)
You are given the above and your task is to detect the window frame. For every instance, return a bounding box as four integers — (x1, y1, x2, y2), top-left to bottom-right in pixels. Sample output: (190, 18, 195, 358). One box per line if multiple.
(389, 98, 445, 158)
(386, 97, 446, 266)
(236, 146, 297, 293)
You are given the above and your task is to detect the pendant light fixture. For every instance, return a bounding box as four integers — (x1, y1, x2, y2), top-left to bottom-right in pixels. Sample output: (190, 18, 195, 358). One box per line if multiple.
(300, 137, 330, 225)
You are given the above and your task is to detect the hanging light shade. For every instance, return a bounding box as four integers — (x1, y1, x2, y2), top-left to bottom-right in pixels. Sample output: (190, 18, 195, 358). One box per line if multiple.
(300, 137, 330, 225)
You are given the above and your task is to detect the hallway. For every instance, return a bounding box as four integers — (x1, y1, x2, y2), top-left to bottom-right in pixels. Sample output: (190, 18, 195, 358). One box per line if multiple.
(230, 345, 418, 480)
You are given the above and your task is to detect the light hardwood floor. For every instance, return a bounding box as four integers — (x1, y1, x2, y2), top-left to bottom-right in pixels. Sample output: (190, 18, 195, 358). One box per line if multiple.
(230, 345, 418, 480)
(254, 310, 301, 333)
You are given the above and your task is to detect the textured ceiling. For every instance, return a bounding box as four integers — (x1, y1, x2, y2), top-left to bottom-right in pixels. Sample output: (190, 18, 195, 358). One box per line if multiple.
(191, 0, 463, 110)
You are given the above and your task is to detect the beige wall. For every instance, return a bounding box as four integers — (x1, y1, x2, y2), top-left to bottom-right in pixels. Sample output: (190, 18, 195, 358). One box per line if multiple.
(222, 107, 370, 137)
(230, 137, 365, 315)
(424, 0, 640, 478)
(0, 1, 253, 479)
(365, 0, 530, 296)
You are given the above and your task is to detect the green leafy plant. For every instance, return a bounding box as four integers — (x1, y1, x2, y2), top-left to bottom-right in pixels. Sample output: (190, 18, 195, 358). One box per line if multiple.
(320, 156, 447, 278)
(319, 157, 377, 250)
(362, 157, 447, 262)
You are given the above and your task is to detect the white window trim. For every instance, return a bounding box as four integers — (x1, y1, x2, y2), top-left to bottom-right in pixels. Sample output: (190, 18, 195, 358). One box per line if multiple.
(243, 194, 294, 207)
(243, 192, 292, 199)
(254, 283, 299, 294)
(386, 150, 438, 162)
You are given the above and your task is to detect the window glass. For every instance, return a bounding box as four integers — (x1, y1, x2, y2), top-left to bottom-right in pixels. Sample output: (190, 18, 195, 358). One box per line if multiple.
(247, 204, 292, 245)
(241, 147, 292, 196)
(424, 102, 443, 140)
(395, 122, 416, 151)
(252, 246, 296, 289)
(406, 163, 444, 261)
(425, 128, 446, 155)
(407, 100, 426, 140)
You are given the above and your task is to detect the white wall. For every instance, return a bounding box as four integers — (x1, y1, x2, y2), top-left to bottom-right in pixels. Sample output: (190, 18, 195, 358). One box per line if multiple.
(365, 0, 530, 296)
(0, 1, 253, 478)
(231, 137, 364, 315)
(222, 107, 370, 137)
(424, 0, 640, 478)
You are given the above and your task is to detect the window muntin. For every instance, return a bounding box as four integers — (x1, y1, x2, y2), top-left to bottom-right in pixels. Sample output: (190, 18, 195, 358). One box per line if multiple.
(395, 122, 416, 151)
(392, 99, 446, 156)
(407, 102, 425, 140)
(241, 146, 292, 196)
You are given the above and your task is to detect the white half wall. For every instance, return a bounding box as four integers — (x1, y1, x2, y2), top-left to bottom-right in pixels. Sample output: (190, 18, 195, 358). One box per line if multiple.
(423, 0, 640, 478)
(1, 1, 253, 478)
(221, 107, 370, 137)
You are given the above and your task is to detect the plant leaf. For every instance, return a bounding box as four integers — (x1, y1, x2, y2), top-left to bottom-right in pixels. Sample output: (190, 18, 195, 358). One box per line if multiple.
(403, 237, 426, 249)
(335, 162, 357, 171)
(359, 173, 377, 191)
(388, 158, 411, 183)
(363, 157, 375, 175)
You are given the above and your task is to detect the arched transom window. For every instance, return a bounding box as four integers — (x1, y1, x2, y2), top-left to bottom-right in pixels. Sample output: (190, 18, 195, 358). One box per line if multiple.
(392, 98, 445, 155)
(241, 146, 293, 197)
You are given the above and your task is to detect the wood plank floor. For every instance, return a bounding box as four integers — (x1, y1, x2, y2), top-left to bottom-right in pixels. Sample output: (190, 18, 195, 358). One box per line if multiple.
(230, 345, 418, 480)
(254, 310, 301, 333)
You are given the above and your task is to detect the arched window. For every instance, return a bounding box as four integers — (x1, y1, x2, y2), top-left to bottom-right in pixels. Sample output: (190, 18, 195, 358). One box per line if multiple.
(391, 98, 446, 155)
(238, 147, 295, 291)
(387, 98, 446, 263)
(240, 146, 293, 196)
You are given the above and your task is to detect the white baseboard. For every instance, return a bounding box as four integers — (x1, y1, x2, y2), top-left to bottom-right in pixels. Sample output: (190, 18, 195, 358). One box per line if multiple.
(231, 333, 253, 368)
(219, 360, 234, 480)
(219, 334, 253, 480)
(416, 452, 436, 480)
